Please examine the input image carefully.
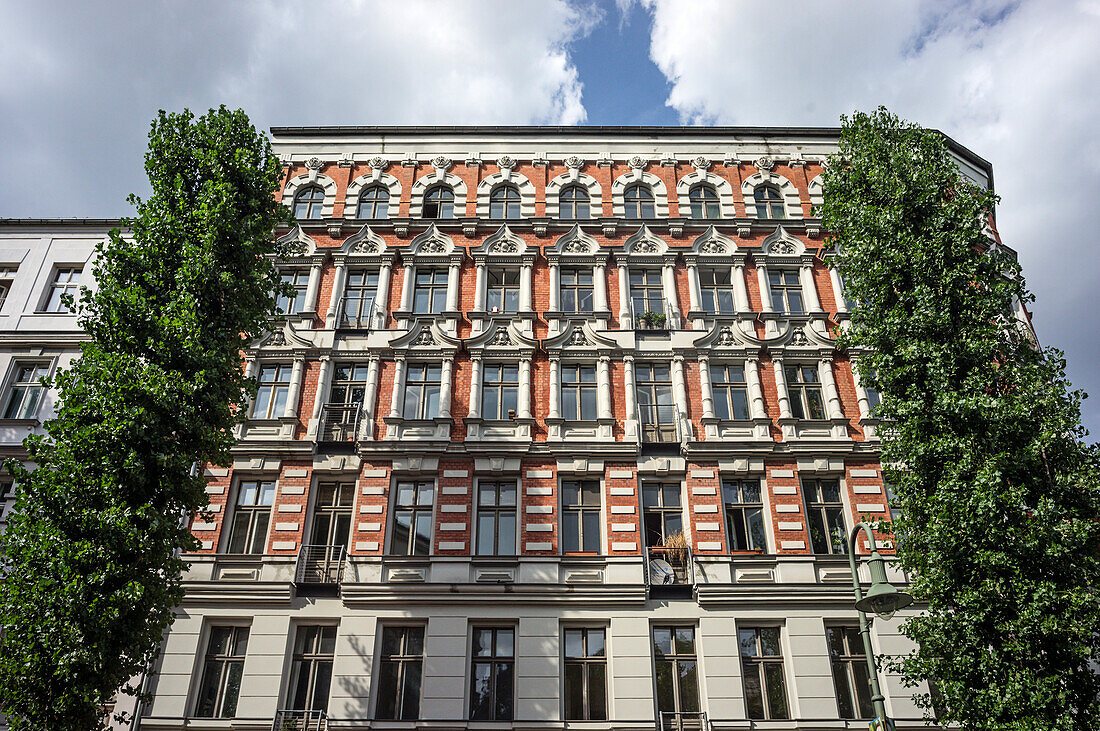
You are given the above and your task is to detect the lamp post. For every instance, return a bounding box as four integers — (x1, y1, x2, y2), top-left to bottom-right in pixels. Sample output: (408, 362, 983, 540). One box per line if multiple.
(847, 521, 913, 731)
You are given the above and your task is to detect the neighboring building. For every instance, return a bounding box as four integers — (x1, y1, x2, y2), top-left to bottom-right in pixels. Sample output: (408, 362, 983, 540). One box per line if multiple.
(0, 127, 1009, 731)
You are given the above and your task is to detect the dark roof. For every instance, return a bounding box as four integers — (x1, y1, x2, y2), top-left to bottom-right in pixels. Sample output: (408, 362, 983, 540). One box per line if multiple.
(0, 218, 121, 226)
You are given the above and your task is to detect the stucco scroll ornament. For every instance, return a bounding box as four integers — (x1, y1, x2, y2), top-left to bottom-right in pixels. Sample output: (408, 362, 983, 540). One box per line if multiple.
(562, 239, 590, 254)
(754, 155, 775, 173)
(790, 327, 809, 346)
(368, 156, 387, 182)
(631, 239, 660, 254)
(700, 240, 726, 254)
(350, 238, 379, 254)
(628, 155, 646, 181)
(568, 329, 589, 346)
(488, 240, 519, 254)
(491, 329, 512, 346)
(419, 239, 447, 254)
(770, 240, 797, 255)
(431, 155, 452, 176)
(267, 330, 287, 347)
(564, 154, 584, 182)
(496, 155, 517, 182)
(413, 329, 436, 346)
(305, 156, 324, 182)
(715, 327, 735, 346)
(691, 156, 711, 173)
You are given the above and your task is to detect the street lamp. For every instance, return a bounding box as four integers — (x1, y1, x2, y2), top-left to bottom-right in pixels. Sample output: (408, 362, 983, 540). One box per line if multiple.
(847, 521, 913, 731)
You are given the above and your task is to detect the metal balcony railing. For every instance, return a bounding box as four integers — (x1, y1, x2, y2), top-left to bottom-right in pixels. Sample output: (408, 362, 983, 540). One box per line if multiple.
(645, 545, 695, 587)
(273, 710, 327, 731)
(658, 711, 709, 731)
(338, 298, 377, 330)
(631, 297, 678, 330)
(295, 545, 346, 585)
(637, 402, 680, 444)
(319, 403, 361, 442)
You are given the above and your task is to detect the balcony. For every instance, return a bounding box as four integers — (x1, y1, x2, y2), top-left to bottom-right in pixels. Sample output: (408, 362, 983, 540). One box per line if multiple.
(337, 298, 376, 331)
(658, 711, 709, 731)
(273, 710, 327, 731)
(319, 403, 361, 443)
(637, 403, 686, 449)
(645, 544, 695, 598)
(295, 545, 346, 587)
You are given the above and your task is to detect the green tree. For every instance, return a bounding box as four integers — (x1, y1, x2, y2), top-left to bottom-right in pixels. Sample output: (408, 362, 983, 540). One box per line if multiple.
(822, 107, 1100, 729)
(0, 107, 294, 729)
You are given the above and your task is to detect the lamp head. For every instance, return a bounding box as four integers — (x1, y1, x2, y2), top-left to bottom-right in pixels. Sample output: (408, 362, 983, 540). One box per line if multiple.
(855, 551, 914, 619)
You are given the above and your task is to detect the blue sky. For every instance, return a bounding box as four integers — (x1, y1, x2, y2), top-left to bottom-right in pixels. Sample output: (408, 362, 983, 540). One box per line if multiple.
(2, 0, 1099, 436)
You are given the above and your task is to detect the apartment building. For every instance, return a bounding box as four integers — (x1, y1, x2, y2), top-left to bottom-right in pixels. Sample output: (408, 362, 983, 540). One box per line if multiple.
(0, 126, 1004, 730)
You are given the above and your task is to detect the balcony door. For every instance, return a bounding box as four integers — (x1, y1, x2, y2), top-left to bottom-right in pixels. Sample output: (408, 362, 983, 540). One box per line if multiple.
(323, 364, 369, 441)
(636, 364, 675, 443)
(301, 482, 354, 583)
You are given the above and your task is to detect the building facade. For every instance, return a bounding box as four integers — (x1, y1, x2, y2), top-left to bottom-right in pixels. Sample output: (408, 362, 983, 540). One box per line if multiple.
(0, 127, 1007, 730)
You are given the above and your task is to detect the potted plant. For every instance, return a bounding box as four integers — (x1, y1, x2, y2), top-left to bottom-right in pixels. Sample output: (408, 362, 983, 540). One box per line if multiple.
(659, 530, 691, 582)
(640, 310, 667, 330)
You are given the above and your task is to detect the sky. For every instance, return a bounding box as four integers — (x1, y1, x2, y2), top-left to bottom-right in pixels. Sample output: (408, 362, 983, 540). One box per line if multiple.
(1, 0, 1098, 435)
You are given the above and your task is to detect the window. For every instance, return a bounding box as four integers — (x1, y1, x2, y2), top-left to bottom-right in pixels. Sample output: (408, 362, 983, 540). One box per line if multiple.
(310, 482, 354, 549)
(489, 185, 521, 219)
(564, 628, 607, 720)
(723, 480, 766, 552)
(642, 482, 683, 548)
(636, 364, 675, 443)
(689, 184, 720, 219)
(3, 363, 49, 420)
(768, 270, 804, 314)
(754, 185, 784, 219)
(195, 626, 249, 718)
(413, 269, 449, 314)
(785, 364, 825, 420)
(470, 627, 515, 720)
(251, 364, 292, 419)
(863, 368, 882, 413)
(740, 627, 789, 719)
(486, 270, 520, 313)
(341, 270, 379, 327)
(226, 479, 275, 554)
(323, 363, 368, 440)
(699, 269, 735, 314)
(390, 479, 434, 556)
(561, 365, 597, 421)
(630, 269, 665, 318)
(0, 266, 17, 309)
(562, 480, 601, 553)
(884, 482, 902, 524)
(653, 627, 700, 717)
(289, 625, 337, 712)
(422, 185, 454, 219)
(804, 478, 847, 554)
(481, 364, 519, 420)
(476, 480, 517, 556)
(294, 186, 325, 220)
(376, 626, 424, 720)
(358, 185, 390, 219)
(403, 364, 441, 420)
(276, 270, 310, 315)
(559, 184, 590, 220)
(710, 364, 749, 421)
(44, 266, 81, 313)
(0, 478, 13, 522)
(624, 183, 655, 218)
(827, 626, 873, 719)
(560, 268, 593, 313)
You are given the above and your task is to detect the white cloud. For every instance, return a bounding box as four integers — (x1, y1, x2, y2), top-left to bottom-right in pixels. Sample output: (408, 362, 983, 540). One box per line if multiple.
(0, 0, 601, 217)
(630, 0, 1100, 435)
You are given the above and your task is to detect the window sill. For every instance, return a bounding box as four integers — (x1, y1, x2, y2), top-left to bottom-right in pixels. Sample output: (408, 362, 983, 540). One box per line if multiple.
(0, 418, 41, 428)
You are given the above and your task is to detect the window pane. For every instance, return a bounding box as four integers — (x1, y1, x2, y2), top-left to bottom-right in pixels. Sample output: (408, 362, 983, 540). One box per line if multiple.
(654, 660, 675, 713)
(763, 663, 789, 719)
(744, 667, 765, 718)
(222, 662, 243, 716)
(564, 630, 584, 658)
(401, 660, 422, 719)
(564, 662, 584, 719)
(470, 663, 492, 719)
(495, 662, 514, 719)
(587, 662, 607, 720)
(833, 660, 855, 718)
(677, 660, 700, 712)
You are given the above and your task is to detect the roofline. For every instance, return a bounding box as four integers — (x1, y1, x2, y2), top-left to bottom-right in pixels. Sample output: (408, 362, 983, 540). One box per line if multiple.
(0, 218, 122, 226)
(268, 124, 994, 187)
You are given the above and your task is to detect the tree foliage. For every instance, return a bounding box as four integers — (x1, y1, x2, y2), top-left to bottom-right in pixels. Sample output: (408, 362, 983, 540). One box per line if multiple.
(822, 107, 1100, 729)
(0, 107, 294, 729)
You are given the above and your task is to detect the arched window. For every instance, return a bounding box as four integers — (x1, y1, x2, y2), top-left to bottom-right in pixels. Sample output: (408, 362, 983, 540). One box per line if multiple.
(294, 186, 325, 220)
(489, 185, 521, 219)
(559, 184, 590, 220)
(689, 184, 720, 219)
(423, 185, 455, 219)
(358, 185, 389, 219)
(624, 183, 655, 219)
(754, 185, 784, 219)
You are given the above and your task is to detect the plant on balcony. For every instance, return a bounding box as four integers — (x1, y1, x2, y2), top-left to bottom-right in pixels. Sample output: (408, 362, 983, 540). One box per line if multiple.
(640, 310, 667, 329)
(0, 107, 295, 730)
(660, 530, 691, 566)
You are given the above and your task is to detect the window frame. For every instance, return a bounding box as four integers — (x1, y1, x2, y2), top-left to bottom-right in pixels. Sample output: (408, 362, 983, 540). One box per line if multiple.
(375, 625, 425, 721)
(739, 625, 790, 720)
(275, 269, 311, 316)
(753, 185, 785, 219)
(563, 626, 608, 720)
(560, 363, 598, 421)
(422, 184, 455, 219)
(358, 184, 390, 219)
(698, 268, 735, 314)
(630, 268, 665, 317)
(485, 269, 521, 313)
(251, 363, 293, 419)
(623, 183, 656, 219)
(785, 363, 826, 421)
(804, 477, 848, 555)
(489, 184, 522, 219)
(42, 265, 82, 313)
(225, 478, 276, 554)
(294, 186, 326, 220)
(642, 481, 684, 548)
(826, 625, 875, 719)
(475, 479, 518, 556)
(309, 481, 355, 549)
(412, 268, 449, 314)
(193, 625, 250, 718)
(2, 361, 51, 421)
(480, 362, 520, 421)
(710, 363, 750, 422)
(722, 479, 767, 552)
(688, 183, 721, 219)
(389, 478, 435, 556)
(561, 479, 602, 554)
(469, 626, 516, 721)
(0, 265, 17, 310)
(559, 267, 594, 313)
(403, 363, 442, 421)
(288, 624, 338, 713)
(652, 625, 701, 716)
(768, 269, 804, 315)
(559, 184, 591, 220)
(341, 269, 380, 327)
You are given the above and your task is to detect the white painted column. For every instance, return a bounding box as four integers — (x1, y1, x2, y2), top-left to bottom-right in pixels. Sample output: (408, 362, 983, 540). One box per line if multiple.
(686, 262, 702, 312)
(374, 260, 392, 329)
(800, 263, 823, 313)
(304, 261, 323, 314)
(399, 263, 415, 311)
(388, 356, 407, 419)
(244, 357, 259, 380)
(468, 356, 483, 420)
(593, 260, 608, 313)
(438, 357, 454, 419)
(597, 355, 612, 420)
(772, 357, 792, 420)
(623, 355, 638, 437)
(446, 260, 461, 312)
(519, 357, 532, 419)
(520, 262, 533, 312)
(732, 263, 750, 312)
(850, 358, 871, 419)
(697, 354, 715, 420)
(757, 263, 774, 312)
(671, 355, 690, 438)
(662, 260, 680, 327)
(830, 266, 848, 313)
(325, 261, 348, 328)
(548, 262, 560, 312)
(283, 356, 305, 419)
(307, 356, 333, 437)
(819, 356, 844, 420)
(473, 262, 487, 311)
(745, 357, 768, 420)
(617, 262, 631, 328)
(548, 356, 561, 420)
(360, 355, 381, 439)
